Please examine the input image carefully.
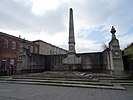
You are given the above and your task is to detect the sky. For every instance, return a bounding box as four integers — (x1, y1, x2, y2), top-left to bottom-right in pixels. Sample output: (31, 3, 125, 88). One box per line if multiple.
(0, 0, 133, 53)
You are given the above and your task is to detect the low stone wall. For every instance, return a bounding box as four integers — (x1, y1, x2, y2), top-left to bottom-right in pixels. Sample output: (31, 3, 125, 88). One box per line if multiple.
(17, 50, 110, 73)
(44, 51, 109, 72)
(17, 53, 46, 73)
(78, 53, 102, 70)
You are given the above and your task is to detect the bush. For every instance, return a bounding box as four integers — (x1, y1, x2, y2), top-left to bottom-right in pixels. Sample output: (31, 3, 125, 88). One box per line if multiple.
(0, 69, 7, 76)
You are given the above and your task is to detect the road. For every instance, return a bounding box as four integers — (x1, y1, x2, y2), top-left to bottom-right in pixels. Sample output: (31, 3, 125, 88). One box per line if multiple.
(0, 83, 133, 100)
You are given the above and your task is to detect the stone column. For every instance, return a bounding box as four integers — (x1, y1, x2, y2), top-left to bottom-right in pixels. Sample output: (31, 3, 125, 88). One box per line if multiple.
(62, 8, 81, 70)
(68, 8, 75, 54)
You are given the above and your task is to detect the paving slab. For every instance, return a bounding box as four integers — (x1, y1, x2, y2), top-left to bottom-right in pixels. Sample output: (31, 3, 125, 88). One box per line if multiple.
(0, 83, 133, 100)
(0, 79, 125, 90)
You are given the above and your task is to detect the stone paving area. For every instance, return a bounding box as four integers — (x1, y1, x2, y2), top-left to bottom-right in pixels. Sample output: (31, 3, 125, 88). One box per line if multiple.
(1, 71, 132, 90)
(0, 83, 133, 100)
(18, 71, 113, 79)
(12, 71, 132, 85)
(15, 71, 129, 80)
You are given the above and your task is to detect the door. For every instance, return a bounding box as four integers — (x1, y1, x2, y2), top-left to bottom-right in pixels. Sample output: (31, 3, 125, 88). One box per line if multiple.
(1, 59, 6, 69)
(10, 59, 14, 75)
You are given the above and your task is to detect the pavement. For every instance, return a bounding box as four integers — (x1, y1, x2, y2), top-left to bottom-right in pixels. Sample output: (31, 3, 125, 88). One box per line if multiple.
(0, 82, 133, 100)
(0, 71, 133, 100)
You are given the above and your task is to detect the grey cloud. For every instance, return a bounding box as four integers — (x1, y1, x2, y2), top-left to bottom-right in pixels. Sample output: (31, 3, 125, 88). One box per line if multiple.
(0, 0, 133, 52)
(105, 0, 133, 34)
(0, 0, 133, 35)
(71, 0, 110, 26)
(35, 7, 67, 34)
(66, 0, 133, 47)
(0, 0, 34, 30)
(0, 0, 67, 34)
(69, 0, 133, 34)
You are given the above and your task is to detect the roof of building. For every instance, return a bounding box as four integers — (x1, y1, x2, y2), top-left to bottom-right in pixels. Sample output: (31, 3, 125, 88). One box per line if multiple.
(0, 32, 38, 46)
(33, 40, 67, 51)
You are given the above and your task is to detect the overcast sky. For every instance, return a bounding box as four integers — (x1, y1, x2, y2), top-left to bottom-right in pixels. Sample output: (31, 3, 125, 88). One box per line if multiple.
(0, 0, 133, 53)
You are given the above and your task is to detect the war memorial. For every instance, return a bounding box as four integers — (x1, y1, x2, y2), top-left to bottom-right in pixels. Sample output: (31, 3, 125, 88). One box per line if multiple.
(16, 8, 124, 76)
(0, 8, 133, 100)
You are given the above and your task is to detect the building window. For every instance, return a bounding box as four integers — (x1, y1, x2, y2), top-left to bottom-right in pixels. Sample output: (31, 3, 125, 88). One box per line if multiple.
(26, 44, 28, 49)
(12, 41, 16, 49)
(35, 47, 38, 53)
(30, 46, 33, 53)
(19, 43, 23, 48)
(10, 59, 14, 67)
(4, 39, 8, 48)
(10, 59, 14, 75)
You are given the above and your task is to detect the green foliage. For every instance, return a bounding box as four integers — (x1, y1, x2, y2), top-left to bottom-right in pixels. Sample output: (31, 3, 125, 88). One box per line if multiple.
(124, 49, 133, 57)
(0, 70, 7, 76)
(124, 42, 133, 57)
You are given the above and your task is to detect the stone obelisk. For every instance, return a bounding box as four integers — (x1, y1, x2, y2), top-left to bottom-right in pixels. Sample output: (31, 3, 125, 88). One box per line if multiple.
(68, 8, 75, 54)
(62, 8, 81, 70)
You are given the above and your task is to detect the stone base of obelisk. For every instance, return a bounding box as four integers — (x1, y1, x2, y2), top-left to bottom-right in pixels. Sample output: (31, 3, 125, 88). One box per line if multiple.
(62, 54, 81, 70)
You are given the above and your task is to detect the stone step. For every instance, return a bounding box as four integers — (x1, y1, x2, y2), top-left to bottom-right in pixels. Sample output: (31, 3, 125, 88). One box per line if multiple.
(99, 77, 114, 80)
(12, 76, 99, 82)
(5, 78, 113, 86)
(111, 80, 133, 83)
(0, 80, 125, 90)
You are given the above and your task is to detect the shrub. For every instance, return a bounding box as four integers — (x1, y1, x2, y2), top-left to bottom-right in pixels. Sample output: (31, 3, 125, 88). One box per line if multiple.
(0, 69, 7, 76)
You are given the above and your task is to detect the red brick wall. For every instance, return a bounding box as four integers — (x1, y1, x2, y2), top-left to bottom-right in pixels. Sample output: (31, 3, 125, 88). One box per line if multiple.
(0, 32, 39, 73)
(0, 33, 19, 71)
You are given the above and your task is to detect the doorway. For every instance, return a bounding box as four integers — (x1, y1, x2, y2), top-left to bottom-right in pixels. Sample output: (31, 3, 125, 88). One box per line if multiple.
(1, 59, 6, 69)
(10, 59, 14, 75)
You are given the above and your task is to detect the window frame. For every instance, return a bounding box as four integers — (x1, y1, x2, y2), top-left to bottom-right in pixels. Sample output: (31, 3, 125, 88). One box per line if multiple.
(4, 39, 8, 48)
(12, 41, 16, 49)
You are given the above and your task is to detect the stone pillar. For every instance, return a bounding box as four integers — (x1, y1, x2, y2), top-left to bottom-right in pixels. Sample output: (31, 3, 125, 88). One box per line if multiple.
(68, 8, 75, 54)
(109, 26, 124, 75)
(62, 8, 81, 70)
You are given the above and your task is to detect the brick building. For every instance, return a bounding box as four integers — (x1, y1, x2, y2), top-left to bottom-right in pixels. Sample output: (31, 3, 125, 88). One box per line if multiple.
(0, 32, 38, 74)
(33, 40, 67, 55)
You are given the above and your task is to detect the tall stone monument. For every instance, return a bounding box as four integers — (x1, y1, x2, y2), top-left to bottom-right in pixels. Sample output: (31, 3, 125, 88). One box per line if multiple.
(62, 8, 81, 70)
(109, 26, 124, 75)
(68, 8, 76, 54)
